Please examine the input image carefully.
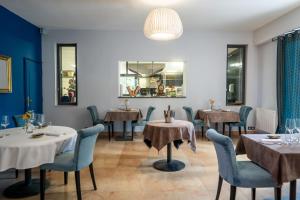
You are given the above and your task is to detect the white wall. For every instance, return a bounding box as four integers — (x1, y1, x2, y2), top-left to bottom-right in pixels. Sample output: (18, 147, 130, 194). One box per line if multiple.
(42, 30, 258, 131)
(254, 7, 300, 45)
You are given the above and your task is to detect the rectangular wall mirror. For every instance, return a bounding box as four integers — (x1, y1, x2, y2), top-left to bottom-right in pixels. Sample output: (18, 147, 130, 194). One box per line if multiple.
(119, 61, 186, 98)
(0, 55, 12, 93)
(226, 45, 246, 105)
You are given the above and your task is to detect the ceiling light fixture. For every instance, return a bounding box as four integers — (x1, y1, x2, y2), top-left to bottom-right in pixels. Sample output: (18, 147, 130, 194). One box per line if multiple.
(144, 8, 183, 41)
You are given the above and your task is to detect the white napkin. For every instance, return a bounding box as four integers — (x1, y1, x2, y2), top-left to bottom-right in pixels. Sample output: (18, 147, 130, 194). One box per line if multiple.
(261, 138, 282, 144)
(203, 109, 212, 112)
(45, 133, 61, 137)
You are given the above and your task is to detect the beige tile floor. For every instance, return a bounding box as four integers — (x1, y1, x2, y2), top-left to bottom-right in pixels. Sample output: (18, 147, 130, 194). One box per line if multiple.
(0, 132, 297, 200)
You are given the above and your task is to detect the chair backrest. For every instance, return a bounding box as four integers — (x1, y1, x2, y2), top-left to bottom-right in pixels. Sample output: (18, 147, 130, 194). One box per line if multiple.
(13, 115, 26, 127)
(206, 129, 238, 184)
(74, 124, 104, 170)
(145, 106, 155, 121)
(182, 106, 194, 122)
(87, 106, 100, 125)
(239, 106, 253, 124)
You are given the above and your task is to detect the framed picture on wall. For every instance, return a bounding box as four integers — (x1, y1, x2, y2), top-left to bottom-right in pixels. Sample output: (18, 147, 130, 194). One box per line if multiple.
(0, 55, 12, 93)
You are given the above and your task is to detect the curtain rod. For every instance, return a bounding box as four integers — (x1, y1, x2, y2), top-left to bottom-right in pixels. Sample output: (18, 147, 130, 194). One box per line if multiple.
(272, 27, 300, 41)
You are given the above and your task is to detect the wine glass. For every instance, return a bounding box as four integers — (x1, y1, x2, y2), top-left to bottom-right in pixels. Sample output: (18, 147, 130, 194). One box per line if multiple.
(36, 114, 45, 127)
(1, 115, 9, 129)
(295, 118, 300, 133)
(29, 112, 36, 125)
(285, 119, 296, 144)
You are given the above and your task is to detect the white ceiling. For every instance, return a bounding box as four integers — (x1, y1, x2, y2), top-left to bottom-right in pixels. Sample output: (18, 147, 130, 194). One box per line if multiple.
(1, 0, 300, 31)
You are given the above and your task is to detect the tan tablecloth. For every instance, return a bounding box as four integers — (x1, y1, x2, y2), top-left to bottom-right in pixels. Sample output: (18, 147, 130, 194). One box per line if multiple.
(236, 134, 300, 184)
(195, 110, 240, 126)
(104, 109, 143, 122)
(143, 120, 196, 152)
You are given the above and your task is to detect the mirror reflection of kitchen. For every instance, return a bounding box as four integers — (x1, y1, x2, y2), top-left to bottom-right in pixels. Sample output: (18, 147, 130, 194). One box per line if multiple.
(119, 61, 186, 98)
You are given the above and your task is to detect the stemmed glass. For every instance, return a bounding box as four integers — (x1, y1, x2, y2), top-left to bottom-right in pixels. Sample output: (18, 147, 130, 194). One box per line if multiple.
(285, 119, 296, 144)
(1, 115, 9, 129)
(29, 112, 36, 125)
(36, 114, 45, 127)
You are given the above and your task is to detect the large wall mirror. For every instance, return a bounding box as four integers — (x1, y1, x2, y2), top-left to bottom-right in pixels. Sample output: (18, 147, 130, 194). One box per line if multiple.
(226, 45, 246, 105)
(0, 55, 12, 93)
(119, 61, 186, 98)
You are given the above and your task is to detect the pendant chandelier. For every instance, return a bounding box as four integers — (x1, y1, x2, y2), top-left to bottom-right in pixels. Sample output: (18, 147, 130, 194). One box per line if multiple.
(144, 8, 183, 41)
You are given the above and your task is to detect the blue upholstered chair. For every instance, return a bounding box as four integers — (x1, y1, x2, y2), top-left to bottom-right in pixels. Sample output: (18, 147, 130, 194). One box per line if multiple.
(40, 124, 104, 200)
(206, 129, 281, 200)
(13, 115, 26, 127)
(223, 106, 253, 137)
(131, 106, 155, 140)
(87, 105, 113, 141)
(182, 106, 205, 137)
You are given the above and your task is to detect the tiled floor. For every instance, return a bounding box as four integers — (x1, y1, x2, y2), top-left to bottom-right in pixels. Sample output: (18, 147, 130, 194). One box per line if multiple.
(0, 132, 297, 200)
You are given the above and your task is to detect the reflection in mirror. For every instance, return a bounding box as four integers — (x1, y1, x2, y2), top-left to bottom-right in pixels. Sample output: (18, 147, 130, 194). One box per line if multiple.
(226, 45, 246, 105)
(0, 55, 12, 93)
(119, 61, 185, 98)
(57, 44, 77, 105)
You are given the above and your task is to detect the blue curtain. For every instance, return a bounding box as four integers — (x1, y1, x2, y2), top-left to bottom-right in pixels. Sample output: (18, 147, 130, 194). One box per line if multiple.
(277, 32, 300, 132)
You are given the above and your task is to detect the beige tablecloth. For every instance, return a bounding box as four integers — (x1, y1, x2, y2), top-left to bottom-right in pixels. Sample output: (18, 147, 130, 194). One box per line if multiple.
(236, 134, 300, 184)
(143, 120, 196, 152)
(195, 110, 240, 126)
(104, 109, 143, 122)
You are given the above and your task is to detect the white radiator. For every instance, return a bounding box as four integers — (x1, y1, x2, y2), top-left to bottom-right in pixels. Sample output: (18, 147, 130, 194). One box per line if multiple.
(255, 108, 278, 134)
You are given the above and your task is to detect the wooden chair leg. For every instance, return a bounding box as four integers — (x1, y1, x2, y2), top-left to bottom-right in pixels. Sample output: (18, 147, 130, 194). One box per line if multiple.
(215, 175, 223, 200)
(238, 126, 241, 136)
(274, 187, 281, 200)
(131, 125, 134, 141)
(108, 124, 111, 141)
(244, 125, 247, 134)
(201, 126, 204, 138)
(290, 180, 296, 200)
(222, 123, 225, 135)
(89, 163, 97, 190)
(40, 169, 46, 200)
(75, 171, 82, 200)
(229, 125, 232, 138)
(111, 122, 114, 137)
(64, 172, 68, 185)
(15, 169, 18, 178)
(251, 188, 256, 200)
(230, 185, 236, 200)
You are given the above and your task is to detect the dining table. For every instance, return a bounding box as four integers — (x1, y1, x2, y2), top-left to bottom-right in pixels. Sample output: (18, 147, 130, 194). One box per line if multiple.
(0, 125, 77, 198)
(195, 109, 240, 131)
(143, 120, 196, 172)
(236, 133, 300, 200)
(104, 108, 143, 141)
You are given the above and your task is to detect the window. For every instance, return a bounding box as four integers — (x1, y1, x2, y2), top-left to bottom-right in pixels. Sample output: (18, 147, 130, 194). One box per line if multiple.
(57, 44, 77, 105)
(119, 61, 186, 98)
(226, 45, 246, 105)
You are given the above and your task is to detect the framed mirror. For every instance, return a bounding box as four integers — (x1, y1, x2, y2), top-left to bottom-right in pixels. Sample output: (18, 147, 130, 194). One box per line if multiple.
(0, 55, 12, 93)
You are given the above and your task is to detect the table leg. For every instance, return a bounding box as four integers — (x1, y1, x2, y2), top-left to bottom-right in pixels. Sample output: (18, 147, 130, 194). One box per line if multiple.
(153, 143, 185, 172)
(290, 180, 296, 200)
(3, 168, 49, 198)
(115, 121, 132, 141)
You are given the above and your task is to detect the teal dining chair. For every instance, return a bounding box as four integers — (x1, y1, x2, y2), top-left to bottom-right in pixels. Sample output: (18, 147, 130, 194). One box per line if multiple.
(40, 124, 104, 200)
(223, 106, 253, 137)
(206, 129, 281, 200)
(182, 106, 205, 138)
(131, 106, 155, 140)
(87, 105, 113, 141)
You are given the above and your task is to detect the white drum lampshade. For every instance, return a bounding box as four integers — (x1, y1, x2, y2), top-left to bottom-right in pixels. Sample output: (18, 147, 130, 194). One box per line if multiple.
(144, 8, 183, 41)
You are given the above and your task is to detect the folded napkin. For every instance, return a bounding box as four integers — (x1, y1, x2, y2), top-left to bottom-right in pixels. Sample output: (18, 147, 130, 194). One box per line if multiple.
(203, 109, 212, 112)
(45, 133, 61, 137)
(261, 138, 282, 144)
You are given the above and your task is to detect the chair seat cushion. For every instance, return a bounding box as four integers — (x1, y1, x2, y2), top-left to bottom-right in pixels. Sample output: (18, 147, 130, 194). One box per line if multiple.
(132, 119, 147, 127)
(193, 119, 204, 126)
(41, 151, 75, 172)
(235, 161, 277, 188)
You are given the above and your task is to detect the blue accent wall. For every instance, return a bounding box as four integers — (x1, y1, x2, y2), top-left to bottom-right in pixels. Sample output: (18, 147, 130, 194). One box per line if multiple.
(0, 6, 42, 127)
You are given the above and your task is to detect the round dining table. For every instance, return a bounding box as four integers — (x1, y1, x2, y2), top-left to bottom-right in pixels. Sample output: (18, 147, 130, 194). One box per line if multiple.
(0, 126, 77, 198)
(143, 120, 196, 172)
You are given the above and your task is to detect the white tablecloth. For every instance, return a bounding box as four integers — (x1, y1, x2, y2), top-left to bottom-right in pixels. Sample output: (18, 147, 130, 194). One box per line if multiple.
(0, 126, 77, 172)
